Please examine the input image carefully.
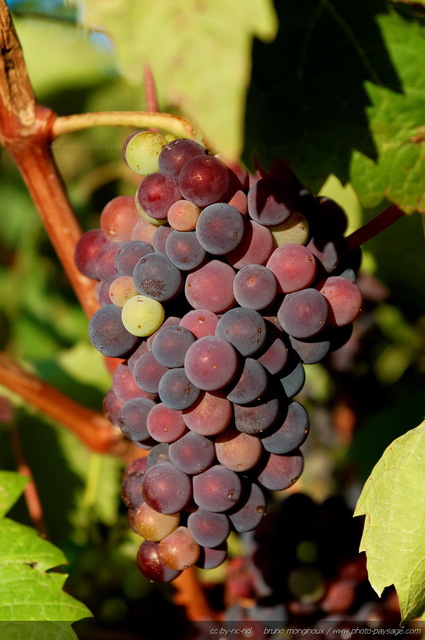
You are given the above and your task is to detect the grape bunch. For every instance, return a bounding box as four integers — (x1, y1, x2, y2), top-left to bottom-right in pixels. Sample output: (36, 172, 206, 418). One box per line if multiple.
(74, 130, 363, 583)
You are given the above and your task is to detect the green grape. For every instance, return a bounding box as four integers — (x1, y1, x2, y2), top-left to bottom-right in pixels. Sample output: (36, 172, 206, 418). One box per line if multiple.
(270, 210, 309, 247)
(124, 130, 167, 175)
(121, 294, 165, 337)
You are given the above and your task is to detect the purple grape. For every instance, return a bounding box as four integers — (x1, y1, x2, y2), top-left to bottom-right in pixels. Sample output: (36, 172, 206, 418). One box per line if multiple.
(118, 397, 156, 443)
(169, 431, 216, 475)
(141, 461, 192, 514)
(152, 224, 174, 253)
(136, 172, 181, 220)
(133, 252, 183, 302)
(261, 401, 310, 454)
(187, 509, 230, 548)
(289, 334, 331, 364)
(74, 229, 109, 279)
(247, 177, 294, 226)
(215, 427, 262, 472)
(88, 305, 139, 357)
(256, 336, 289, 375)
(228, 482, 266, 533)
(215, 307, 266, 357)
(114, 240, 154, 276)
(158, 367, 200, 410)
(147, 443, 170, 467)
(184, 336, 239, 391)
(196, 203, 244, 255)
(255, 450, 304, 491)
(279, 360, 306, 398)
(137, 540, 181, 583)
(233, 264, 278, 310)
(266, 243, 317, 293)
(165, 230, 207, 271)
(178, 155, 230, 207)
(193, 465, 242, 513)
(195, 542, 228, 570)
(185, 260, 236, 313)
(132, 350, 169, 394)
(277, 289, 328, 339)
(234, 394, 280, 435)
(226, 358, 268, 405)
(158, 138, 206, 177)
(146, 403, 187, 443)
(151, 325, 196, 368)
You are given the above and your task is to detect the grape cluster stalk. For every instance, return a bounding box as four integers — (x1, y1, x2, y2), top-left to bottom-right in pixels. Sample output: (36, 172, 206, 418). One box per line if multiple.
(74, 131, 363, 582)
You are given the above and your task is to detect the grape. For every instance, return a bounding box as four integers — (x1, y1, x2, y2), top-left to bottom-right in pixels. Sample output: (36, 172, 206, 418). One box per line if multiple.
(121, 470, 146, 510)
(277, 289, 328, 339)
(146, 403, 187, 443)
(247, 177, 294, 226)
(178, 155, 229, 207)
(193, 465, 242, 513)
(226, 220, 274, 269)
(270, 210, 309, 247)
(151, 325, 196, 368)
(196, 203, 244, 255)
(158, 526, 201, 571)
(261, 401, 309, 454)
(134, 502, 180, 541)
(146, 315, 182, 350)
(123, 130, 167, 175)
(169, 431, 216, 475)
(165, 230, 207, 271)
(121, 294, 165, 337)
(196, 542, 228, 570)
(279, 359, 306, 398)
(88, 305, 139, 357)
(256, 336, 289, 375)
(184, 336, 239, 391)
(114, 240, 154, 276)
(233, 264, 277, 310)
(316, 276, 363, 327)
(100, 195, 140, 242)
(122, 456, 149, 480)
(137, 540, 181, 583)
(103, 388, 123, 426)
(182, 391, 232, 436)
(255, 450, 304, 490)
(215, 427, 263, 472)
(167, 199, 201, 231)
(136, 172, 181, 220)
(127, 339, 148, 373)
(307, 235, 342, 273)
(108, 275, 138, 307)
(317, 196, 348, 236)
(215, 307, 266, 357)
(118, 397, 156, 443)
(147, 443, 170, 467)
(132, 350, 168, 394)
(228, 189, 248, 216)
(289, 334, 331, 364)
(94, 241, 122, 280)
(179, 309, 219, 339)
(141, 462, 192, 514)
(158, 367, 200, 410)
(133, 252, 183, 302)
(151, 224, 174, 254)
(187, 509, 230, 548)
(185, 260, 236, 313)
(234, 394, 280, 435)
(266, 243, 317, 293)
(95, 276, 115, 306)
(112, 362, 156, 402)
(226, 358, 268, 405)
(228, 481, 266, 533)
(74, 229, 109, 279)
(131, 215, 157, 244)
(158, 138, 206, 177)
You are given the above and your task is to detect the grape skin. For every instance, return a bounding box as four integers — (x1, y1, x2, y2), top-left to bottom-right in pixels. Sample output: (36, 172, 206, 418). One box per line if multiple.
(146, 403, 187, 443)
(88, 305, 139, 358)
(184, 336, 239, 391)
(134, 502, 180, 541)
(255, 450, 304, 491)
(228, 481, 266, 533)
(100, 195, 141, 242)
(196, 203, 244, 255)
(118, 397, 156, 443)
(74, 229, 109, 279)
(158, 138, 206, 177)
(234, 394, 280, 435)
(185, 260, 236, 313)
(141, 462, 192, 514)
(136, 172, 181, 220)
(158, 526, 201, 571)
(182, 391, 232, 436)
(215, 307, 267, 357)
(178, 155, 230, 207)
(316, 276, 363, 327)
(151, 324, 196, 368)
(169, 431, 216, 475)
(233, 264, 278, 311)
(158, 367, 201, 410)
(114, 240, 154, 276)
(278, 288, 328, 339)
(137, 540, 181, 583)
(133, 252, 183, 302)
(215, 427, 263, 472)
(193, 465, 242, 513)
(226, 220, 274, 269)
(266, 243, 317, 293)
(187, 509, 230, 548)
(165, 230, 207, 272)
(179, 309, 219, 339)
(132, 350, 169, 394)
(226, 358, 268, 405)
(247, 176, 294, 226)
(261, 401, 310, 454)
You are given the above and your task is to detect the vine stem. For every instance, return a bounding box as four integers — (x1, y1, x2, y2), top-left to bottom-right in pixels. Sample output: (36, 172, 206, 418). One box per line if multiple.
(344, 204, 406, 252)
(52, 110, 197, 140)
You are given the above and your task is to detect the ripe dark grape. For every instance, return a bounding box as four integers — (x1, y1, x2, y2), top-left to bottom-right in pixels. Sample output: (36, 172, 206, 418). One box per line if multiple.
(132, 350, 168, 394)
(114, 240, 154, 276)
(316, 275, 363, 326)
(151, 224, 173, 253)
(169, 431, 216, 475)
(179, 309, 219, 339)
(195, 542, 228, 570)
(158, 138, 206, 177)
(184, 336, 239, 391)
(228, 481, 266, 533)
(118, 397, 156, 443)
(215, 426, 263, 472)
(165, 230, 206, 271)
(266, 243, 317, 293)
(146, 403, 187, 443)
(158, 526, 200, 571)
(226, 358, 268, 405)
(157, 367, 200, 410)
(196, 203, 244, 255)
(261, 401, 310, 454)
(141, 462, 192, 514)
(112, 362, 156, 402)
(193, 465, 242, 513)
(185, 260, 236, 313)
(187, 509, 230, 547)
(182, 391, 232, 436)
(151, 324, 196, 368)
(234, 394, 280, 435)
(256, 336, 289, 375)
(226, 219, 274, 269)
(279, 359, 306, 398)
(133, 252, 183, 302)
(74, 229, 109, 279)
(278, 289, 328, 339)
(137, 540, 181, 583)
(233, 264, 278, 310)
(255, 450, 304, 491)
(247, 176, 294, 226)
(136, 172, 181, 220)
(215, 308, 266, 357)
(178, 155, 230, 207)
(88, 305, 139, 357)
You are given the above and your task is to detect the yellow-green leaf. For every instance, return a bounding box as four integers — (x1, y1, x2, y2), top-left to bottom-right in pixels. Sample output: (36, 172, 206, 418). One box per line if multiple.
(0, 472, 28, 518)
(354, 421, 425, 623)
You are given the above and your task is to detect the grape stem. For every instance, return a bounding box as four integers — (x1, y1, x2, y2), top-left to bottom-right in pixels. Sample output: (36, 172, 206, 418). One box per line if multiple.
(344, 204, 405, 252)
(52, 110, 198, 140)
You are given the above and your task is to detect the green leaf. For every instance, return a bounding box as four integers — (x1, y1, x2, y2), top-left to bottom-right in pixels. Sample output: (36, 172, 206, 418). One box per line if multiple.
(354, 421, 425, 623)
(0, 472, 29, 518)
(77, 0, 278, 158)
(244, 0, 425, 212)
(0, 519, 67, 572)
(0, 622, 79, 640)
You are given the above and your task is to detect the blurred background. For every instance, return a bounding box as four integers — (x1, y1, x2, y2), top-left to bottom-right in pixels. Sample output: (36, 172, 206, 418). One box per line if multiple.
(0, 1, 424, 637)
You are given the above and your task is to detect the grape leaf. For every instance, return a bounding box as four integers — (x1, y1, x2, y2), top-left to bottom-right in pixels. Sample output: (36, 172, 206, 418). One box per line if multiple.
(354, 421, 425, 623)
(0, 471, 28, 518)
(77, 0, 277, 158)
(0, 473, 92, 623)
(244, 0, 425, 213)
(0, 621, 78, 640)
